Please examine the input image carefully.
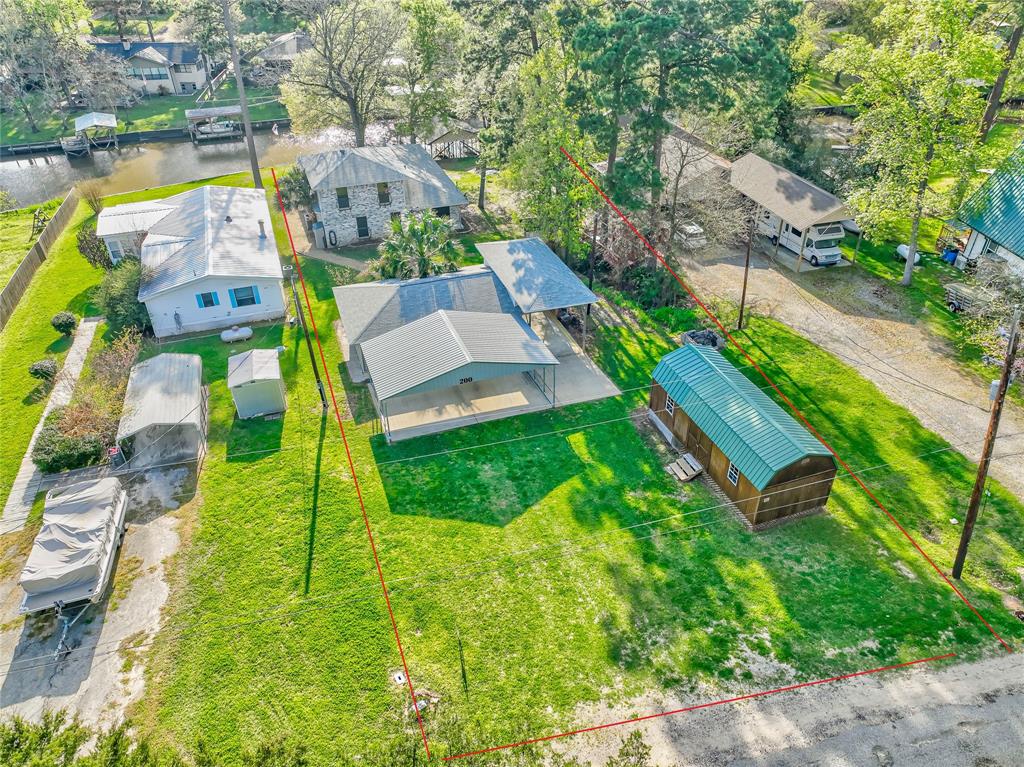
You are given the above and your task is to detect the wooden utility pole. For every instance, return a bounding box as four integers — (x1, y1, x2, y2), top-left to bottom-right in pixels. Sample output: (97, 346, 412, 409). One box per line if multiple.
(952, 307, 1020, 579)
(737, 206, 757, 330)
(288, 267, 328, 410)
(220, 0, 262, 189)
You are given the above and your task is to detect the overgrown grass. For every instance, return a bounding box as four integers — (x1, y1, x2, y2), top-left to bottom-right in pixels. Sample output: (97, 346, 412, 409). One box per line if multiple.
(138, 221, 1023, 763)
(0, 198, 62, 287)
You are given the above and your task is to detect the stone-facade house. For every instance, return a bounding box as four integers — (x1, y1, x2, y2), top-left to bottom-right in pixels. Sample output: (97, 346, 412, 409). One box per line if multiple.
(297, 145, 468, 248)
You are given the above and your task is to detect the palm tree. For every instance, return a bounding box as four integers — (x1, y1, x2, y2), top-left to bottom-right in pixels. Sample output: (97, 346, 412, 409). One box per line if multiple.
(369, 211, 459, 280)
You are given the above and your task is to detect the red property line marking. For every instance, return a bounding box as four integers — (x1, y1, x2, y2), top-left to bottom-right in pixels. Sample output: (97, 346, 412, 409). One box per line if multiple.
(270, 169, 432, 758)
(444, 653, 956, 760)
(560, 147, 1013, 654)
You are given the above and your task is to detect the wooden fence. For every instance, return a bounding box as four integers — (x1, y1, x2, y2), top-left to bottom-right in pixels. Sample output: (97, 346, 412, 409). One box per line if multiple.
(0, 187, 81, 330)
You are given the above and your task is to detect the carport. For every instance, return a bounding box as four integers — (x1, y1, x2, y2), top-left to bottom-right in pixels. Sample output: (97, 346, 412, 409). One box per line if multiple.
(116, 354, 207, 470)
(362, 310, 559, 441)
(476, 237, 600, 346)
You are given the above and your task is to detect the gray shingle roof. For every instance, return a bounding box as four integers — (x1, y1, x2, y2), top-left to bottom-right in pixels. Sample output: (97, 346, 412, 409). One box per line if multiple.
(297, 144, 467, 210)
(333, 266, 516, 346)
(117, 354, 204, 441)
(132, 186, 283, 300)
(361, 310, 558, 401)
(652, 345, 833, 491)
(730, 153, 848, 231)
(93, 41, 200, 65)
(476, 238, 599, 313)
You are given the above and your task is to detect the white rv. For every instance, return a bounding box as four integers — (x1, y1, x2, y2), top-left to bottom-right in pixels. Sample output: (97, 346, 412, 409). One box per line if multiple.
(757, 210, 844, 267)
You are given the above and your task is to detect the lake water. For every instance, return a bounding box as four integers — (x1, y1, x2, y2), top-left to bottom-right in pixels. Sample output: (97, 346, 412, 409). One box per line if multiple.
(0, 126, 390, 206)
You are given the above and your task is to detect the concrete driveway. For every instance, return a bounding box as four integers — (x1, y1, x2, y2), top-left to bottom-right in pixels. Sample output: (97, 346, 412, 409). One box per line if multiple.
(0, 467, 192, 728)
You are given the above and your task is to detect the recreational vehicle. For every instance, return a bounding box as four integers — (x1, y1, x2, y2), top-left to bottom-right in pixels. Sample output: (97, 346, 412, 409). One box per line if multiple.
(757, 210, 844, 267)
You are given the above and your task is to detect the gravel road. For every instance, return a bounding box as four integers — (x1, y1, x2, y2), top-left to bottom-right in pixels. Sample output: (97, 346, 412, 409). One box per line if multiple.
(566, 652, 1024, 766)
(680, 246, 1024, 503)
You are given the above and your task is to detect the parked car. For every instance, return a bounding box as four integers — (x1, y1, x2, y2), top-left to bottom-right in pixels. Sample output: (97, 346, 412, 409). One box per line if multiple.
(895, 244, 922, 265)
(674, 221, 708, 249)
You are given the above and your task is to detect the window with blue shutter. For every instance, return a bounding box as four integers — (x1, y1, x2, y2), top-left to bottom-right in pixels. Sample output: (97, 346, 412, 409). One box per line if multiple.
(230, 286, 259, 307)
(196, 291, 219, 308)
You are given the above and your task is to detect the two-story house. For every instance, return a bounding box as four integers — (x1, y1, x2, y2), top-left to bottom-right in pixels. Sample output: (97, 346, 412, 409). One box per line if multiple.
(297, 144, 468, 248)
(93, 40, 211, 96)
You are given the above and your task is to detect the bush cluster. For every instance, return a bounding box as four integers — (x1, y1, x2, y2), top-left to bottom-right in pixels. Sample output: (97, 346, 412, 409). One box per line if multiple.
(51, 310, 77, 335)
(28, 358, 58, 381)
(31, 409, 105, 473)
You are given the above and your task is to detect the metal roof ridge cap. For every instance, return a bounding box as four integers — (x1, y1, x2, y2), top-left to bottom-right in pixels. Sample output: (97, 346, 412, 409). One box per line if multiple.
(436, 310, 473, 363)
(686, 346, 813, 461)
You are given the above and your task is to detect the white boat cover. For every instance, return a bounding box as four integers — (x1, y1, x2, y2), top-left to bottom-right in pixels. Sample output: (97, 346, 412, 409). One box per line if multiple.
(19, 478, 124, 598)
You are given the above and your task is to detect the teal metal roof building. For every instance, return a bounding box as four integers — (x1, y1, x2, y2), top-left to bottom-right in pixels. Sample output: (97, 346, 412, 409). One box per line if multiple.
(959, 142, 1024, 259)
(650, 344, 836, 527)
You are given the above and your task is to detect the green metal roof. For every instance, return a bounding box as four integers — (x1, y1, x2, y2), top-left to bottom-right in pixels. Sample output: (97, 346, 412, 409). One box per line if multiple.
(652, 345, 833, 490)
(959, 141, 1024, 258)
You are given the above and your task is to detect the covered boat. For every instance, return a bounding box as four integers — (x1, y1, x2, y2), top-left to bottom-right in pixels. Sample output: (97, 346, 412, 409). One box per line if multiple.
(19, 477, 128, 614)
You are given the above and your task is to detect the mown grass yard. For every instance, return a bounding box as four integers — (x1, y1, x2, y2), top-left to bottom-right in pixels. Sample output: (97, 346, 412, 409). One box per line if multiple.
(1, 80, 288, 146)
(132, 190, 1024, 764)
(0, 198, 62, 288)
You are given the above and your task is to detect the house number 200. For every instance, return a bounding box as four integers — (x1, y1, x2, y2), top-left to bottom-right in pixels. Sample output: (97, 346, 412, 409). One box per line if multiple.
(459, 377, 474, 385)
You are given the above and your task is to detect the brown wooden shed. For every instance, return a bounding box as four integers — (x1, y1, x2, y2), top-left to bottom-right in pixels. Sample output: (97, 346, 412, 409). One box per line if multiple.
(649, 344, 837, 526)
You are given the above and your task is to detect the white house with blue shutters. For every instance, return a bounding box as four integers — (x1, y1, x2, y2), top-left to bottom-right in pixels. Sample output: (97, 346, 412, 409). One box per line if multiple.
(98, 186, 286, 338)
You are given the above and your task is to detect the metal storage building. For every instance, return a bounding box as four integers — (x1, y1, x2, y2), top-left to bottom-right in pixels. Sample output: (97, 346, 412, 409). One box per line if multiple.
(228, 348, 287, 419)
(116, 353, 206, 470)
(649, 344, 836, 526)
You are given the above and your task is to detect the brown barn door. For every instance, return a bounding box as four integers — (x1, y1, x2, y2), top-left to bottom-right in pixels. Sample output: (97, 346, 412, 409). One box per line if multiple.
(686, 425, 712, 468)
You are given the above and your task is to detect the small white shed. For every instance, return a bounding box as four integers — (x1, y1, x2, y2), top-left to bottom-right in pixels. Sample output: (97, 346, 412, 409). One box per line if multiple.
(228, 349, 287, 419)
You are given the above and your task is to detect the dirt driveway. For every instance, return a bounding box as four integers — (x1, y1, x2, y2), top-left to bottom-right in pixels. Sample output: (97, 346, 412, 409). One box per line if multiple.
(0, 467, 192, 729)
(680, 245, 1024, 503)
(565, 652, 1024, 766)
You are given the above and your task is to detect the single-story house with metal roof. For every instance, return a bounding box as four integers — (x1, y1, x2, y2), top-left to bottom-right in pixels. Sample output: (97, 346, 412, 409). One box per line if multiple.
(649, 344, 836, 527)
(97, 185, 286, 338)
(363, 310, 558, 437)
(333, 237, 604, 439)
(297, 144, 468, 247)
(251, 31, 311, 66)
(116, 353, 207, 470)
(959, 141, 1024, 278)
(730, 153, 850, 269)
(93, 40, 211, 95)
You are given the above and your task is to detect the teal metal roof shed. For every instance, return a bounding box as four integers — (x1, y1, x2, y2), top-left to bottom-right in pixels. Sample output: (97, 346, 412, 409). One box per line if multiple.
(959, 141, 1024, 257)
(652, 345, 832, 490)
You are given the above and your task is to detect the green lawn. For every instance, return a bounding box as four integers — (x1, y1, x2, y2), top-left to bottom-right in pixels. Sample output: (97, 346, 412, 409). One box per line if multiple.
(0, 171, 265, 511)
(0, 198, 62, 288)
(135, 199, 1023, 763)
(1, 80, 288, 146)
(0, 203, 104, 504)
(793, 67, 855, 109)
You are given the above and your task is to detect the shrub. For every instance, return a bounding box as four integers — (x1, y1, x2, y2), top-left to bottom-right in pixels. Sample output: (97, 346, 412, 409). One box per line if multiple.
(77, 227, 113, 270)
(0, 187, 17, 211)
(32, 410, 105, 473)
(277, 164, 313, 210)
(78, 180, 105, 215)
(51, 311, 77, 335)
(96, 260, 151, 333)
(29, 358, 59, 381)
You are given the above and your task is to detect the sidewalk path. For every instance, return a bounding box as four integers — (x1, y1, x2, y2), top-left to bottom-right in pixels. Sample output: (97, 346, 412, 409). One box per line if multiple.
(0, 316, 102, 534)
